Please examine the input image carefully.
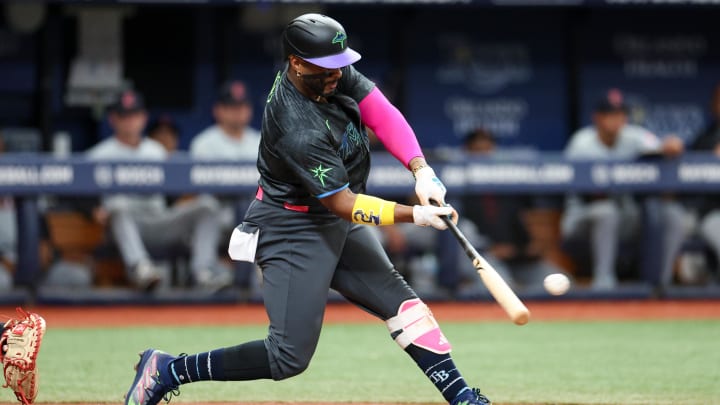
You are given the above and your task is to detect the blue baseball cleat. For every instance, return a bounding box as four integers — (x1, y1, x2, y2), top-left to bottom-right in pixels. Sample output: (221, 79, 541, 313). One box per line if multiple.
(450, 387, 492, 405)
(124, 349, 181, 405)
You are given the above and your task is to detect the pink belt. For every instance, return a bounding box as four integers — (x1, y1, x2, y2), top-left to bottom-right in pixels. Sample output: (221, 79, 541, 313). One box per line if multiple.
(256, 186, 310, 213)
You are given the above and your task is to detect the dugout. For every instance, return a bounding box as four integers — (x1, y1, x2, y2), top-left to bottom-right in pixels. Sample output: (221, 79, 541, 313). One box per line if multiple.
(1, 0, 720, 302)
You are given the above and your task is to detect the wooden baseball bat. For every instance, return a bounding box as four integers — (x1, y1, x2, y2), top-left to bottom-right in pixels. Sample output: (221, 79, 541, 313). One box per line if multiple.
(431, 200, 530, 325)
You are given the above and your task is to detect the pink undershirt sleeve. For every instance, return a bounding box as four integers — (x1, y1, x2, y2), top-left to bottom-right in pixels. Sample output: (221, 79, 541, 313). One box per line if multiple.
(358, 87, 424, 168)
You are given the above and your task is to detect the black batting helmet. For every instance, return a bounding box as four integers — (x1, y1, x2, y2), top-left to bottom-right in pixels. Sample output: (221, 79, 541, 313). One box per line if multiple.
(282, 13, 361, 69)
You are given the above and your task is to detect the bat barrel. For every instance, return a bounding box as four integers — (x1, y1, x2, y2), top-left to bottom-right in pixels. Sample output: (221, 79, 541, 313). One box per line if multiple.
(432, 200, 530, 326)
(474, 255, 530, 325)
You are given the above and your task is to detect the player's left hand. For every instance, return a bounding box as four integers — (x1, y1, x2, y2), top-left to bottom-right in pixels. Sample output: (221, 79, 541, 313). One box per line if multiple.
(413, 204, 458, 230)
(414, 166, 447, 206)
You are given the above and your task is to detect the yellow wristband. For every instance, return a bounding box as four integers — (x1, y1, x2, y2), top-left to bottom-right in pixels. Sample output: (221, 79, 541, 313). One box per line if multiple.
(351, 194, 396, 226)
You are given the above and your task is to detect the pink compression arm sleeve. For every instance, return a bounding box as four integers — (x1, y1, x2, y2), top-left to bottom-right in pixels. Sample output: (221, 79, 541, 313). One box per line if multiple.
(359, 87, 423, 168)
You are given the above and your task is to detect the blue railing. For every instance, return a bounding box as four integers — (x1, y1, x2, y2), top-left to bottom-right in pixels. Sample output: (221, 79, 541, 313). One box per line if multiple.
(1, 152, 719, 194)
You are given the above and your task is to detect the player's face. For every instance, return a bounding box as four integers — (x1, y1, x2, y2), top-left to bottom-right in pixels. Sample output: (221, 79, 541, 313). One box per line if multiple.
(110, 111, 148, 140)
(149, 127, 178, 153)
(215, 103, 252, 132)
(466, 137, 495, 155)
(300, 60, 342, 99)
(593, 110, 627, 138)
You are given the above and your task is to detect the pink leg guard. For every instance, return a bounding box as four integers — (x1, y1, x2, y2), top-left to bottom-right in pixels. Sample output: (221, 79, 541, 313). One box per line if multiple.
(385, 298, 451, 354)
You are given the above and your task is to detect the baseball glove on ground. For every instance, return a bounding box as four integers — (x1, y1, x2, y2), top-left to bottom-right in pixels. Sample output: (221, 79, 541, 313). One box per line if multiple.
(1, 308, 46, 404)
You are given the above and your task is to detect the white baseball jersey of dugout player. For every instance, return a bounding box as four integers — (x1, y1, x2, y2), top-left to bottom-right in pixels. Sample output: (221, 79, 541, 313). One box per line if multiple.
(190, 125, 261, 160)
(565, 123, 662, 159)
(86, 136, 168, 218)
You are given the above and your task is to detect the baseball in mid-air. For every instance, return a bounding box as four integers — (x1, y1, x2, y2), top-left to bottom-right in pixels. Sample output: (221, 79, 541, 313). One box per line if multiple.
(543, 273, 570, 295)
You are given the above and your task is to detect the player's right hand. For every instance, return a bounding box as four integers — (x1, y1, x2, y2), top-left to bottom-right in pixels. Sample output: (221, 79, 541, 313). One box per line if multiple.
(412, 205, 458, 230)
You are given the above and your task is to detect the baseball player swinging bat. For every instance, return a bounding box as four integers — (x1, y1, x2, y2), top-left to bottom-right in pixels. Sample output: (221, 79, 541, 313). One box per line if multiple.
(431, 200, 530, 325)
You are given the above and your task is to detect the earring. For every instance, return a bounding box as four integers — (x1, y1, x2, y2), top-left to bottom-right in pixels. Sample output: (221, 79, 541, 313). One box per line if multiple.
(296, 70, 302, 77)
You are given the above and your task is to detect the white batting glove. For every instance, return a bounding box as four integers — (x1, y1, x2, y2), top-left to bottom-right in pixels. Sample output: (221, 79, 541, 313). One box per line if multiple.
(413, 204, 457, 230)
(414, 166, 447, 206)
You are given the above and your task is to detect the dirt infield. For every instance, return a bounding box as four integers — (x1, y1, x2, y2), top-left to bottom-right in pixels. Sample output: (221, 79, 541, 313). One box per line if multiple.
(9, 299, 719, 328)
(39, 401, 438, 405)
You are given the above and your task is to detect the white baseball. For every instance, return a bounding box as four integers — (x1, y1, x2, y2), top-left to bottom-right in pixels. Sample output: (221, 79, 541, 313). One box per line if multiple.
(543, 273, 570, 296)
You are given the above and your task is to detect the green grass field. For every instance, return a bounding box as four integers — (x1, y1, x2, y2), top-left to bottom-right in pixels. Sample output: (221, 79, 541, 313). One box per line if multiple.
(6, 320, 719, 404)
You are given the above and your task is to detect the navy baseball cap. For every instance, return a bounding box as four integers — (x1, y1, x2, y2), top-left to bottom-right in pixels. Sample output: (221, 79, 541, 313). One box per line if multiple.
(217, 81, 251, 106)
(595, 88, 628, 113)
(108, 89, 146, 115)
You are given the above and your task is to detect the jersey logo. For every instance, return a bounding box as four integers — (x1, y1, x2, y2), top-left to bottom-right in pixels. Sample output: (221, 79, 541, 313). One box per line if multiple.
(338, 122, 365, 159)
(310, 164, 332, 187)
(332, 31, 347, 49)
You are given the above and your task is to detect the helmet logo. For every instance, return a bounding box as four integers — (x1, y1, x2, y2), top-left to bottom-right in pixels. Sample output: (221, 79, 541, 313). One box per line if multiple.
(332, 31, 346, 49)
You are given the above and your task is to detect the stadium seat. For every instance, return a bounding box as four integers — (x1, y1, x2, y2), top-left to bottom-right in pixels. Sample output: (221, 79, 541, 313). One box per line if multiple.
(44, 210, 126, 286)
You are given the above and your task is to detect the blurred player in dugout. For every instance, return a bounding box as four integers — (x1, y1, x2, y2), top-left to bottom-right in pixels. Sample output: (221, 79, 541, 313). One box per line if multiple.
(190, 80, 262, 291)
(0, 136, 16, 291)
(683, 82, 720, 284)
(86, 89, 228, 291)
(562, 88, 688, 290)
(146, 115, 180, 154)
(147, 114, 237, 289)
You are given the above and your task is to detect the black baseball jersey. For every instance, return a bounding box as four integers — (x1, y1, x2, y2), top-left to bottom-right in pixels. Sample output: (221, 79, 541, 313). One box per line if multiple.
(257, 65, 375, 213)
